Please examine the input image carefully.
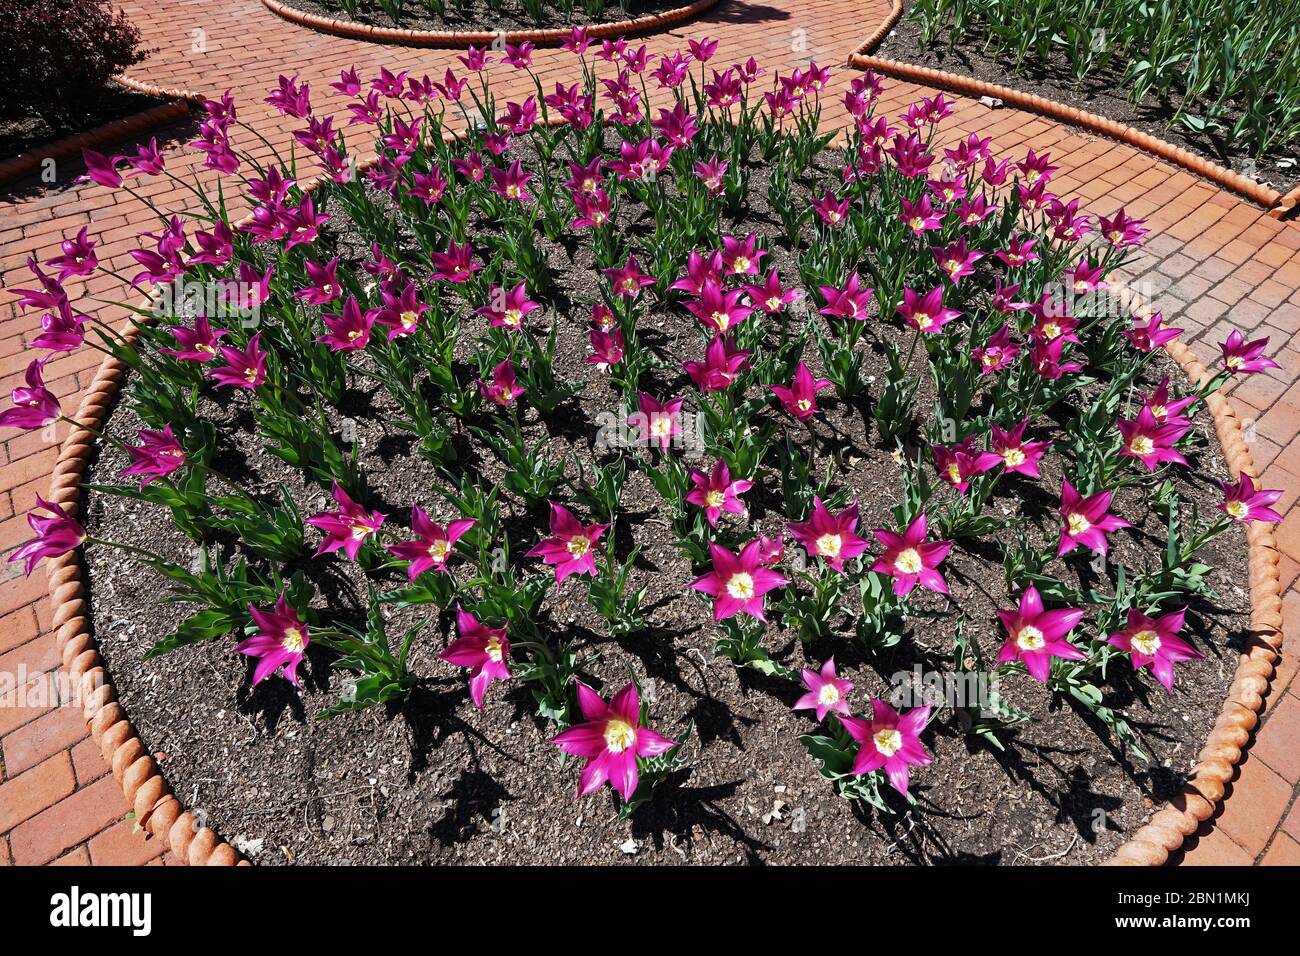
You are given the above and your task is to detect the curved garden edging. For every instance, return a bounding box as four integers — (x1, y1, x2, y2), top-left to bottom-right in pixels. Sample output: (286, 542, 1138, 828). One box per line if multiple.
(845, 0, 1295, 218)
(1102, 289, 1285, 865)
(258, 0, 722, 48)
(0, 98, 191, 191)
(46, 283, 1282, 867)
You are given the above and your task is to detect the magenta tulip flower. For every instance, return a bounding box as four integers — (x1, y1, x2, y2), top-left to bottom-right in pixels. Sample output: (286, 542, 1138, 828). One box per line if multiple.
(120, 426, 187, 487)
(933, 437, 1002, 494)
(630, 393, 684, 451)
(871, 513, 952, 597)
(690, 539, 789, 622)
(1106, 607, 1200, 692)
(430, 240, 480, 284)
(526, 502, 608, 584)
(972, 324, 1020, 375)
(306, 481, 385, 560)
(162, 314, 227, 363)
(794, 657, 854, 722)
(683, 335, 751, 392)
(1141, 378, 1197, 427)
(990, 420, 1049, 477)
(208, 333, 268, 390)
(478, 359, 526, 407)
(770, 362, 832, 421)
(841, 699, 932, 797)
(588, 327, 624, 369)
(743, 268, 802, 314)
(603, 255, 655, 298)
(552, 681, 677, 802)
(388, 506, 475, 580)
(476, 281, 539, 332)
(0, 358, 61, 430)
(1117, 406, 1189, 471)
(897, 285, 961, 334)
(440, 606, 511, 709)
(685, 459, 752, 528)
(818, 273, 874, 321)
(46, 226, 97, 280)
(1219, 330, 1280, 375)
(996, 584, 1086, 681)
(237, 593, 310, 687)
(1218, 474, 1283, 524)
(788, 497, 869, 572)
(932, 239, 984, 285)
(9, 496, 85, 575)
(1058, 479, 1131, 557)
(317, 295, 376, 352)
(684, 280, 753, 334)
(1124, 312, 1182, 353)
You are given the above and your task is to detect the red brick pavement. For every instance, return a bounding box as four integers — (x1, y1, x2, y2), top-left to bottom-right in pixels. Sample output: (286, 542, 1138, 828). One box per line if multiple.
(0, 0, 1296, 865)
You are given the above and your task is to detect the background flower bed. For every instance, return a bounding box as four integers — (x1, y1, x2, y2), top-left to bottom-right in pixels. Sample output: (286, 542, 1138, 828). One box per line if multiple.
(7, 36, 1281, 865)
(277, 0, 697, 34)
(880, 1, 1300, 194)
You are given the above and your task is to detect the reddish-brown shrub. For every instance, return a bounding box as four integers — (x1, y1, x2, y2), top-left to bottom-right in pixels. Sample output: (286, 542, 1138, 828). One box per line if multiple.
(0, 0, 148, 121)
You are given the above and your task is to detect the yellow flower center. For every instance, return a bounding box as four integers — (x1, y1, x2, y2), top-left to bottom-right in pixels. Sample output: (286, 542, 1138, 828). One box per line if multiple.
(503, 309, 523, 327)
(815, 533, 843, 558)
(1002, 447, 1025, 467)
(909, 216, 924, 231)
(1226, 355, 1243, 369)
(726, 572, 755, 600)
(1149, 403, 1166, 418)
(506, 184, 521, 198)
(1042, 322, 1060, 340)
(1130, 629, 1161, 656)
(796, 398, 812, 412)
(1015, 625, 1046, 652)
(349, 521, 374, 540)
(603, 719, 637, 753)
(733, 256, 751, 272)
(915, 312, 933, 329)
(281, 627, 305, 654)
(766, 296, 782, 311)
(243, 366, 259, 383)
(485, 635, 504, 662)
(947, 463, 963, 484)
(428, 539, 452, 562)
(705, 490, 726, 508)
(710, 311, 730, 331)
(400, 310, 418, 329)
(1066, 512, 1092, 536)
(817, 684, 841, 706)
(894, 547, 923, 575)
(566, 535, 591, 558)
(650, 414, 673, 437)
(1128, 435, 1155, 456)
(873, 728, 903, 757)
(1225, 500, 1249, 520)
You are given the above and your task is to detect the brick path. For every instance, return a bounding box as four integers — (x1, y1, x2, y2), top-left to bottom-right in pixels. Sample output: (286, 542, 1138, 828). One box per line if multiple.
(0, 0, 1296, 866)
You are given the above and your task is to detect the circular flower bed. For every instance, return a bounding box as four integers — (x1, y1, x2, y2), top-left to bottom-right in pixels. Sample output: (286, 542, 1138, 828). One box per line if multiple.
(265, 0, 716, 41)
(7, 34, 1284, 864)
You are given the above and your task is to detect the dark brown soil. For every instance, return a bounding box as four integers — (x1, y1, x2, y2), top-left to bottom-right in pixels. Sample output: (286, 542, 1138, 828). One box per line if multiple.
(875, 13, 1299, 196)
(280, 0, 695, 33)
(0, 87, 167, 163)
(81, 141, 1252, 866)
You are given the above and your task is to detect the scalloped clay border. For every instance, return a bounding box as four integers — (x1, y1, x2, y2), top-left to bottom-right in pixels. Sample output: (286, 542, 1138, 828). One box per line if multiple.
(846, 0, 1298, 219)
(258, 0, 721, 47)
(46, 50, 1284, 868)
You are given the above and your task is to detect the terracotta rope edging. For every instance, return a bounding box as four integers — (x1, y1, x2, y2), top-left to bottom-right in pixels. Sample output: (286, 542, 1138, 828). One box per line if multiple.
(846, 0, 1294, 217)
(1102, 286, 1285, 866)
(258, 0, 721, 48)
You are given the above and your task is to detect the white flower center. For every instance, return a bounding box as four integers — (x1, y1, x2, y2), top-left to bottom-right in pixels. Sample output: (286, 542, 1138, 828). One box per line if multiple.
(400, 310, 418, 329)
(894, 547, 923, 575)
(1002, 447, 1025, 467)
(1130, 629, 1161, 656)
(815, 533, 843, 558)
(705, 490, 726, 508)
(726, 572, 755, 600)
(1066, 512, 1092, 536)
(428, 538, 451, 562)
(1129, 436, 1155, 456)
(873, 728, 903, 757)
(348, 521, 374, 540)
(650, 414, 673, 437)
(485, 635, 504, 662)
(1225, 500, 1249, 520)
(281, 627, 305, 654)
(566, 536, 591, 558)
(817, 684, 841, 706)
(1015, 625, 1045, 652)
(603, 719, 637, 753)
